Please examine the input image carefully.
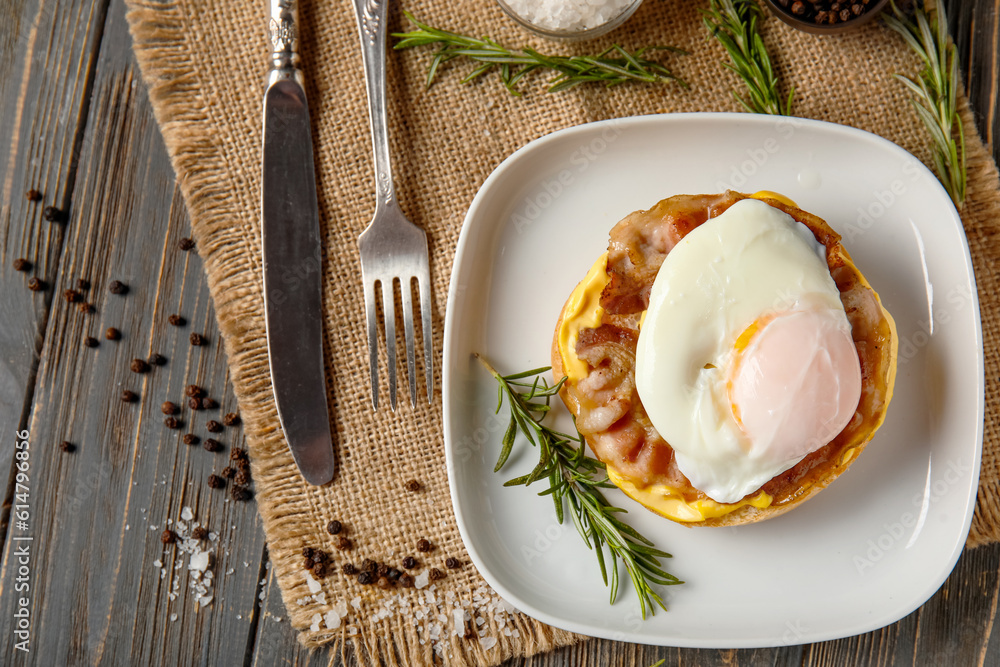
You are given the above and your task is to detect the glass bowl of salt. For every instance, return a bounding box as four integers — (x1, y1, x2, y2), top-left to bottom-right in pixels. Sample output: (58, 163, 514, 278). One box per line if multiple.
(496, 0, 644, 40)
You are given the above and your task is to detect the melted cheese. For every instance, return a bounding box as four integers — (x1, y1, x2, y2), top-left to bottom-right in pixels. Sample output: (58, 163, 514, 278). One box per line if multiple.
(557, 253, 610, 382)
(608, 468, 772, 522)
(751, 190, 799, 208)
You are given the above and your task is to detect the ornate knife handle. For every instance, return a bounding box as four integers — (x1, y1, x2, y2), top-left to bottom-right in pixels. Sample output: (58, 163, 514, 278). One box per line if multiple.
(268, 0, 303, 86)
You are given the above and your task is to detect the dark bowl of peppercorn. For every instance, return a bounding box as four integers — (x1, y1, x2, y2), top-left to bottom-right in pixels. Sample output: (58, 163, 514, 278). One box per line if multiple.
(763, 0, 889, 34)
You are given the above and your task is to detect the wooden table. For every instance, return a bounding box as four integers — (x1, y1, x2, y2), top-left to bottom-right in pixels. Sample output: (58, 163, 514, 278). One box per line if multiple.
(1, 1, 997, 665)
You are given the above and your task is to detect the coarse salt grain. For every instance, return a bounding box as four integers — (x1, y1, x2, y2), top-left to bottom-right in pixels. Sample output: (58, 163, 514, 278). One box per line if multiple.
(305, 572, 322, 594)
(324, 610, 341, 629)
(503, 0, 634, 32)
(181, 506, 194, 521)
(480, 635, 498, 650)
(310, 613, 322, 632)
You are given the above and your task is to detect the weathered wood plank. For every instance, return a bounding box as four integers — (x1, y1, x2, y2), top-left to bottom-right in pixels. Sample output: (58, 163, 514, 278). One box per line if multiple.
(0, 0, 109, 535)
(944, 0, 1000, 157)
(0, 1, 269, 664)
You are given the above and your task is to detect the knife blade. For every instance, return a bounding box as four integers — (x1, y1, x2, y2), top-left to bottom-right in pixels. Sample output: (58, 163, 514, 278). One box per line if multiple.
(260, 0, 335, 486)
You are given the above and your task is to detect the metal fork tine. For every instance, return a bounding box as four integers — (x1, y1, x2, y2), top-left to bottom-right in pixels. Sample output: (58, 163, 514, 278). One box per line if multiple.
(363, 275, 380, 410)
(381, 277, 398, 411)
(419, 269, 433, 402)
(401, 276, 417, 405)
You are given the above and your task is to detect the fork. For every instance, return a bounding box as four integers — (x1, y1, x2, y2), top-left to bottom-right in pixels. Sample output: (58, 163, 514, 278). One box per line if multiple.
(353, 0, 433, 410)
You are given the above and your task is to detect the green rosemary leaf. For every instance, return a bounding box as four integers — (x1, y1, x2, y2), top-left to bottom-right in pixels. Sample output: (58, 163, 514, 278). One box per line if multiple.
(393, 12, 686, 96)
(883, 2, 967, 207)
(477, 354, 681, 618)
(703, 0, 793, 116)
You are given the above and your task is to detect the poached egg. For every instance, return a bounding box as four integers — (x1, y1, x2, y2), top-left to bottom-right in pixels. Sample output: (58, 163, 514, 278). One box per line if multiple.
(635, 198, 862, 504)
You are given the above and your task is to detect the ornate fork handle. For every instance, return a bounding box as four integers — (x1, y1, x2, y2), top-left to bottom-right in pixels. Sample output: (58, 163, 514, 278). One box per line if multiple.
(354, 0, 396, 211)
(268, 0, 303, 86)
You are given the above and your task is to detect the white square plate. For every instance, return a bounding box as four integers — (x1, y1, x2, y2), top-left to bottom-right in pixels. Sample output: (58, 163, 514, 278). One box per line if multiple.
(442, 113, 983, 647)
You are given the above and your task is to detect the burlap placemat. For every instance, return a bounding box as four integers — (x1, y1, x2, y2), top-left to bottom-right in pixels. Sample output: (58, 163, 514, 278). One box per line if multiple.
(125, 0, 1000, 663)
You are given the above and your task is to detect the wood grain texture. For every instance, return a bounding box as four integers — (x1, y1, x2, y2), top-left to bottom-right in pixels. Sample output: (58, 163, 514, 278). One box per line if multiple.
(0, 1, 268, 665)
(0, 0, 109, 538)
(1, 0, 1000, 665)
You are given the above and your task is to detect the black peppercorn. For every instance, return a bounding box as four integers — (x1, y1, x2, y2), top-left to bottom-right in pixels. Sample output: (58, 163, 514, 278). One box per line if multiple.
(130, 359, 150, 374)
(402, 556, 417, 569)
(108, 280, 128, 295)
(207, 474, 226, 489)
(326, 520, 343, 535)
(302, 546, 316, 559)
(178, 237, 196, 251)
(206, 420, 222, 433)
(203, 438, 222, 453)
(222, 412, 240, 426)
(63, 289, 80, 303)
(445, 557, 461, 569)
(161, 401, 178, 415)
(121, 390, 138, 403)
(188, 397, 203, 410)
(221, 466, 236, 479)
(416, 539, 432, 553)
(185, 384, 205, 398)
(428, 568, 445, 581)
(404, 479, 421, 492)
(231, 485, 251, 501)
(387, 567, 402, 581)
(148, 353, 166, 366)
(182, 434, 200, 445)
(342, 563, 358, 575)
(357, 571, 374, 585)
(189, 332, 206, 346)
(313, 562, 328, 578)
(230, 447, 247, 461)
(398, 573, 414, 588)
(27, 277, 46, 292)
(76, 278, 90, 291)
(59, 440, 75, 453)
(83, 336, 99, 348)
(361, 558, 377, 573)
(376, 576, 392, 590)
(191, 526, 208, 540)
(105, 327, 121, 341)
(76, 302, 93, 314)
(42, 206, 66, 223)
(164, 417, 181, 429)
(201, 397, 218, 410)
(160, 529, 177, 544)
(168, 314, 186, 326)
(25, 189, 42, 202)
(12, 258, 31, 272)
(234, 469, 250, 486)
(334, 536, 352, 551)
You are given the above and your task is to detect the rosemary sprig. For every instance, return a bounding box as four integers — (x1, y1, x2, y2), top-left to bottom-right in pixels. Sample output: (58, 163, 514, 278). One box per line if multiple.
(883, 3, 967, 207)
(392, 12, 688, 96)
(476, 354, 682, 619)
(702, 0, 794, 115)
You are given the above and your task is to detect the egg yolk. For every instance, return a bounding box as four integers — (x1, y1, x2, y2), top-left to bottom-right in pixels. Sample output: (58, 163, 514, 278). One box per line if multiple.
(728, 309, 862, 462)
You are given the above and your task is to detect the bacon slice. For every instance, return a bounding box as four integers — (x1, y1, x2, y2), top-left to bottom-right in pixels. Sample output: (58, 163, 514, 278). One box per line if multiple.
(601, 192, 743, 314)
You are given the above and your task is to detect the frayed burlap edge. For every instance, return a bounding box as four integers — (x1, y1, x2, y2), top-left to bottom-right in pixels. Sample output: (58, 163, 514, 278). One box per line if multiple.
(123, 1, 581, 664)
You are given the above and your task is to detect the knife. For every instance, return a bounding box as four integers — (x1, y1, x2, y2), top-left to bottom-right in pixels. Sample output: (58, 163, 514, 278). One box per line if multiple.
(260, 0, 335, 485)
